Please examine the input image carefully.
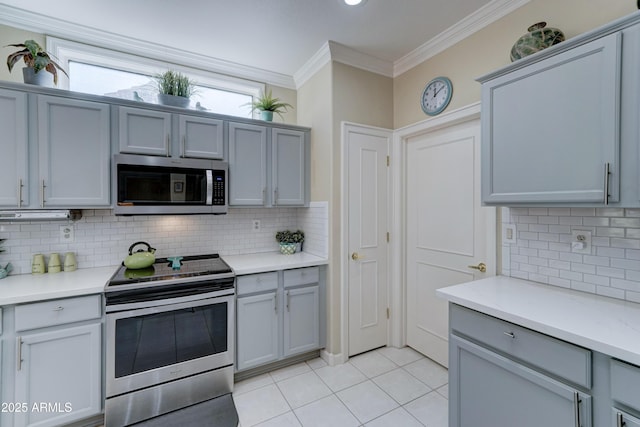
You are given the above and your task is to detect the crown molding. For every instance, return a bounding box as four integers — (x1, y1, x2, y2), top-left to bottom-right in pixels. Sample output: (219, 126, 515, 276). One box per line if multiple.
(294, 42, 333, 88)
(0, 4, 296, 89)
(393, 0, 530, 77)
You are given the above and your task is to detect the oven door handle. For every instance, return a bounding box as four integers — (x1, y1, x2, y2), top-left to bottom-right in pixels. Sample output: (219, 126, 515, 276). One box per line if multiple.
(206, 170, 213, 205)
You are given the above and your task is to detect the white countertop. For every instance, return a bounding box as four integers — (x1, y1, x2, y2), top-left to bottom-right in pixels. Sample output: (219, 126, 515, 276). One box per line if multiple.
(223, 252, 328, 275)
(0, 266, 118, 305)
(437, 276, 640, 366)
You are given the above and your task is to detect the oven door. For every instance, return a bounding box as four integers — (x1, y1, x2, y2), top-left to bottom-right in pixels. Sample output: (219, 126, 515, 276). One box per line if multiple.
(105, 293, 234, 398)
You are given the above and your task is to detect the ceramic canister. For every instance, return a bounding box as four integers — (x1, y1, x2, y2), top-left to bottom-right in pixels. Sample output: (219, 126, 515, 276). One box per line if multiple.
(64, 252, 77, 272)
(32, 254, 46, 274)
(48, 253, 61, 273)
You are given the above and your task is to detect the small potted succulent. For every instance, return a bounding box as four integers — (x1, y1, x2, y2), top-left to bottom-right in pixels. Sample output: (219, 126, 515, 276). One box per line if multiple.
(5, 40, 68, 87)
(275, 230, 304, 255)
(155, 70, 196, 108)
(247, 89, 293, 121)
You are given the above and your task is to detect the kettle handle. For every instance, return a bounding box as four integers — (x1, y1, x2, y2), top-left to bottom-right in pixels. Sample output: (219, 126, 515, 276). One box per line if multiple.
(128, 241, 156, 255)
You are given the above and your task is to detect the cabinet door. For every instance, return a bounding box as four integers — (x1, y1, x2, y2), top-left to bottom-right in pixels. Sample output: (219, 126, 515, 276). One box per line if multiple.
(0, 89, 28, 207)
(38, 96, 111, 207)
(236, 292, 279, 371)
(283, 285, 320, 357)
(481, 32, 621, 204)
(228, 122, 268, 206)
(179, 115, 224, 159)
(613, 410, 640, 427)
(450, 335, 591, 427)
(14, 323, 102, 427)
(119, 106, 171, 156)
(272, 128, 306, 206)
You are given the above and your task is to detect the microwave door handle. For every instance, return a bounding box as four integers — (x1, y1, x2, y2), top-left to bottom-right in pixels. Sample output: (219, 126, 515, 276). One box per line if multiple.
(206, 170, 213, 205)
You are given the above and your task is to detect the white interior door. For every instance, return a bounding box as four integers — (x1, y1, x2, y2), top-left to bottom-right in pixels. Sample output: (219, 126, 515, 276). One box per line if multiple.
(405, 119, 495, 367)
(345, 124, 391, 357)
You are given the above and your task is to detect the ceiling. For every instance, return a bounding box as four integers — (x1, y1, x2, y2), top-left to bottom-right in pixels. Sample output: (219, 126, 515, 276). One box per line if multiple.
(1, 0, 497, 81)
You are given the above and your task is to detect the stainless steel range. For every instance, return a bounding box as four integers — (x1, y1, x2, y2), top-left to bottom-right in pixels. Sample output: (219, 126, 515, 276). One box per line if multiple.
(104, 254, 235, 427)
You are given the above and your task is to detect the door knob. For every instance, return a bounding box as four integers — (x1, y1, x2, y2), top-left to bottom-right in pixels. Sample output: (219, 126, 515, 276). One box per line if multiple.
(351, 252, 361, 261)
(468, 262, 487, 273)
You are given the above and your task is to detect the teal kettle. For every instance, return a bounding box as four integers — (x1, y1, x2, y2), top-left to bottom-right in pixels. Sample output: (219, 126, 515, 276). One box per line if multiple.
(123, 242, 156, 269)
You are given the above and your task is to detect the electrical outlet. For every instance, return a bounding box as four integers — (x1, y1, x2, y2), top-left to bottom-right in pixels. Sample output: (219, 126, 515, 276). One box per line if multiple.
(252, 220, 261, 232)
(571, 229, 591, 254)
(60, 225, 75, 243)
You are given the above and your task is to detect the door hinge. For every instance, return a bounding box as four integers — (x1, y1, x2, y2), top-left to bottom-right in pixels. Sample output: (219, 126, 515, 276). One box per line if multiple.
(386, 232, 390, 242)
(386, 308, 390, 319)
(386, 156, 390, 167)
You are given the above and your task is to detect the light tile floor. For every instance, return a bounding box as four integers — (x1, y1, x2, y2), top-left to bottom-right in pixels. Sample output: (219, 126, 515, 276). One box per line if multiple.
(233, 347, 448, 427)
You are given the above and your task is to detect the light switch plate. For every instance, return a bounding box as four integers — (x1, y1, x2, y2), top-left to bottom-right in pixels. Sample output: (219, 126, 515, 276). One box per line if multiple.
(502, 224, 516, 244)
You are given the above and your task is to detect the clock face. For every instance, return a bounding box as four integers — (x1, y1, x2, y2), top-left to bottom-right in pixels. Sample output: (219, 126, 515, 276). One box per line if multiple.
(421, 77, 452, 116)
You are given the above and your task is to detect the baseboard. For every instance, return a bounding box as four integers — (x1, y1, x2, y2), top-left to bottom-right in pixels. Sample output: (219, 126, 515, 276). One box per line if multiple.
(320, 350, 346, 366)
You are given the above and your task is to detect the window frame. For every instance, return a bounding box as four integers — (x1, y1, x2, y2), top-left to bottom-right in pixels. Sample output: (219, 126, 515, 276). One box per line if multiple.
(47, 36, 264, 118)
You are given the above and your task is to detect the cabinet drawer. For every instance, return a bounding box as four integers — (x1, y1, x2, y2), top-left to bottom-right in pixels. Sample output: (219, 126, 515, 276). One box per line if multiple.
(237, 272, 278, 295)
(611, 359, 640, 412)
(15, 295, 102, 331)
(450, 304, 591, 388)
(283, 267, 319, 288)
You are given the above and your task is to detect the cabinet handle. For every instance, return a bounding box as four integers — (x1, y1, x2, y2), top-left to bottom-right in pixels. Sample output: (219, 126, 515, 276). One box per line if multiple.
(181, 135, 186, 158)
(286, 290, 290, 311)
(40, 180, 46, 208)
(274, 188, 278, 206)
(503, 331, 515, 339)
(573, 392, 582, 427)
(52, 306, 64, 312)
(166, 134, 171, 157)
(617, 412, 626, 427)
(17, 178, 23, 208)
(16, 337, 23, 371)
(604, 162, 611, 205)
(262, 187, 266, 204)
(273, 294, 277, 314)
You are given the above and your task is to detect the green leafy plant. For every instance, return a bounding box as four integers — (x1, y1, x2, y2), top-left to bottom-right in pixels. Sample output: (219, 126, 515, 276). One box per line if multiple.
(0, 238, 6, 253)
(5, 40, 68, 85)
(155, 70, 196, 98)
(275, 230, 304, 244)
(247, 89, 293, 119)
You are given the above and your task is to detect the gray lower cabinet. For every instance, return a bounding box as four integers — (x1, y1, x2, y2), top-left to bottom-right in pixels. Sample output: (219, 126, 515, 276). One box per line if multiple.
(119, 106, 224, 159)
(228, 122, 309, 207)
(611, 359, 640, 426)
(613, 410, 640, 427)
(449, 304, 592, 427)
(37, 96, 111, 208)
(236, 266, 323, 372)
(0, 88, 28, 208)
(10, 295, 103, 427)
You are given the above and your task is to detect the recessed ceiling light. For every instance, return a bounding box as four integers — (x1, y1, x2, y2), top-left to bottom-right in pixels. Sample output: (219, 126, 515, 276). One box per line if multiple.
(344, 0, 366, 6)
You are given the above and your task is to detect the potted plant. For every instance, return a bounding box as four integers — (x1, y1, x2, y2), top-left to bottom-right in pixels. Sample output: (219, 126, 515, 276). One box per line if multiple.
(275, 230, 304, 255)
(6, 40, 68, 87)
(155, 70, 195, 108)
(0, 238, 11, 279)
(247, 89, 293, 121)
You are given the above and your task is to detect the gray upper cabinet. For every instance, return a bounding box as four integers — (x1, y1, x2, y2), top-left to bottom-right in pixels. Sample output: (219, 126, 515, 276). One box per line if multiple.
(479, 32, 621, 205)
(118, 106, 172, 156)
(479, 15, 640, 207)
(119, 106, 224, 159)
(228, 122, 268, 206)
(37, 96, 111, 208)
(272, 128, 307, 206)
(179, 115, 224, 159)
(0, 89, 28, 208)
(228, 123, 309, 207)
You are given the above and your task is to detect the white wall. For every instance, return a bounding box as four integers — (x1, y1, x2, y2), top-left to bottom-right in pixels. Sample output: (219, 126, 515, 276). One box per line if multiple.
(0, 203, 328, 275)
(502, 207, 640, 302)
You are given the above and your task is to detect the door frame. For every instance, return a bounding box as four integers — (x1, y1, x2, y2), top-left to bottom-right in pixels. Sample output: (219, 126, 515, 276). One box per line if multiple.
(392, 102, 492, 347)
(340, 122, 393, 362)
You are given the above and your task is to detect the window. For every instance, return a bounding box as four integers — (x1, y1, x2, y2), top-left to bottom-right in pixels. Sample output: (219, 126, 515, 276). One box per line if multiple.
(49, 37, 263, 119)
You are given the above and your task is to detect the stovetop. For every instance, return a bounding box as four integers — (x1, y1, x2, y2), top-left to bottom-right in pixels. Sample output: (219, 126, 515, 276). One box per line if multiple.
(108, 253, 233, 287)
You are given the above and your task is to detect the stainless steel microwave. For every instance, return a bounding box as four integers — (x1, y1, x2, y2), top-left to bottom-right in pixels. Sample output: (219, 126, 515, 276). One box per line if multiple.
(113, 154, 228, 215)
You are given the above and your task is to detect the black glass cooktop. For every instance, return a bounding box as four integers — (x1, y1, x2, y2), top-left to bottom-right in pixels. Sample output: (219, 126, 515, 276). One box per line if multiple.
(108, 253, 233, 286)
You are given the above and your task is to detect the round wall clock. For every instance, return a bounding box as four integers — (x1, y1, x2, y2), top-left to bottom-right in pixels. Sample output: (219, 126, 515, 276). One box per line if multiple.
(421, 76, 453, 116)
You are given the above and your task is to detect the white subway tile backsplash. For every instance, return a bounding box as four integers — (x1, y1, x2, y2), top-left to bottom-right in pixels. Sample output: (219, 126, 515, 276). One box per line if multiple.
(0, 203, 329, 275)
(502, 208, 640, 303)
